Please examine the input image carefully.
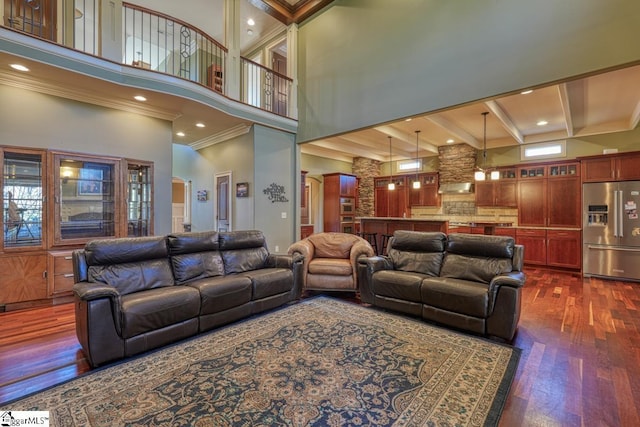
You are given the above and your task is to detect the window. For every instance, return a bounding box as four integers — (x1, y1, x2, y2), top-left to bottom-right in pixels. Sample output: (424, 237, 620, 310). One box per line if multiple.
(521, 141, 566, 160)
(397, 159, 422, 171)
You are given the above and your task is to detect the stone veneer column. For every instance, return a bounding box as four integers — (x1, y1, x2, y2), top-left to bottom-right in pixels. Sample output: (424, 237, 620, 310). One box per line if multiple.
(437, 144, 477, 184)
(352, 157, 380, 217)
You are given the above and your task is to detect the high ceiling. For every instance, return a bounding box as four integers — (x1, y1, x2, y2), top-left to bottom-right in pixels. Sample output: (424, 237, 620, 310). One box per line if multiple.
(300, 64, 640, 163)
(2, 1, 639, 162)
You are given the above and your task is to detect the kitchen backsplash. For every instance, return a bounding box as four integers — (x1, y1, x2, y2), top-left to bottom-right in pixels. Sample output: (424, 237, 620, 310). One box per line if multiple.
(411, 193, 519, 226)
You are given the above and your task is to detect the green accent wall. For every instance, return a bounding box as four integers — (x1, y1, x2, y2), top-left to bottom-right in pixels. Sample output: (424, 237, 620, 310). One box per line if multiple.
(298, 0, 640, 143)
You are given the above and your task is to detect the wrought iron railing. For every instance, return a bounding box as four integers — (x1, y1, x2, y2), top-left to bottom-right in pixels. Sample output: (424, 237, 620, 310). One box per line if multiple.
(123, 3, 227, 93)
(2, 1, 294, 117)
(240, 57, 292, 117)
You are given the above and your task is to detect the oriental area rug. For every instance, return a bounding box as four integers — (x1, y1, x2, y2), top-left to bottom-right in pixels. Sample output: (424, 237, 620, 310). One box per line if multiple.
(2, 297, 520, 426)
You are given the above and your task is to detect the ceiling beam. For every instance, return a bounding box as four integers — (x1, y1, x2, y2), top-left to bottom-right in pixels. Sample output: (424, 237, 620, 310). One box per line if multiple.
(558, 83, 575, 137)
(307, 138, 388, 161)
(423, 115, 481, 149)
(374, 125, 439, 154)
(484, 100, 524, 144)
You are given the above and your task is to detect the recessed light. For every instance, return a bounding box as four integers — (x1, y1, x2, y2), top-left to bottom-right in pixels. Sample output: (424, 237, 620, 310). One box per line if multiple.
(537, 120, 548, 126)
(521, 89, 533, 95)
(196, 123, 205, 128)
(176, 132, 185, 137)
(247, 29, 254, 36)
(405, 118, 412, 122)
(10, 64, 29, 72)
(247, 18, 255, 26)
(446, 139, 455, 144)
(134, 95, 147, 102)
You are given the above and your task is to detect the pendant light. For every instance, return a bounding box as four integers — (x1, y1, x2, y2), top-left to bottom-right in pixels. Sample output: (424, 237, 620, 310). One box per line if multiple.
(413, 130, 421, 189)
(475, 112, 490, 181)
(387, 136, 395, 190)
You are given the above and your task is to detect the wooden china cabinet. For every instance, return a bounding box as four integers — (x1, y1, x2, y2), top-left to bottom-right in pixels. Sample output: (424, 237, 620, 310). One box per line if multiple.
(0, 147, 154, 310)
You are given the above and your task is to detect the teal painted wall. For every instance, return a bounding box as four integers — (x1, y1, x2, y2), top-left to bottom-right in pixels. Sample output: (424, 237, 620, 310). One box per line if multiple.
(298, 0, 640, 143)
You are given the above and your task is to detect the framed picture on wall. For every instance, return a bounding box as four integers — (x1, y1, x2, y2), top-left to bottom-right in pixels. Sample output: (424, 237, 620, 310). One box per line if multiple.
(236, 182, 248, 198)
(78, 168, 104, 195)
(197, 190, 208, 202)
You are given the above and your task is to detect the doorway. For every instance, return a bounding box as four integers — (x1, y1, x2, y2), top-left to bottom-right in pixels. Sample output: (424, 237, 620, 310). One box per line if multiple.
(215, 172, 232, 232)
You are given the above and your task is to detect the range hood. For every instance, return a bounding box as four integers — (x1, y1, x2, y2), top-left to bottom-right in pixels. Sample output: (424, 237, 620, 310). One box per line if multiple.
(438, 182, 474, 194)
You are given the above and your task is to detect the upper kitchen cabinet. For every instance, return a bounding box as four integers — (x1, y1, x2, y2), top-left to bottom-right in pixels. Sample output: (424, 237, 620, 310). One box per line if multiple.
(475, 167, 517, 207)
(518, 161, 581, 228)
(2, 147, 47, 251)
(50, 152, 121, 247)
(409, 173, 440, 207)
(375, 176, 409, 218)
(581, 151, 640, 182)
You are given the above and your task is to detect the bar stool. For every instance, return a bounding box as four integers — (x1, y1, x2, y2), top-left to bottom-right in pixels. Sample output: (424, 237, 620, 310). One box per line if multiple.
(359, 232, 379, 255)
(380, 234, 393, 256)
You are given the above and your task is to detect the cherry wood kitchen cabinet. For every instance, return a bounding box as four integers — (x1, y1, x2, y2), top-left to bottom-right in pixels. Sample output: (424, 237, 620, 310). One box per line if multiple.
(546, 229, 581, 269)
(517, 173, 546, 227)
(518, 161, 580, 228)
(374, 176, 408, 218)
(408, 173, 440, 207)
(581, 151, 640, 182)
(475, 167, 517, 207)
(323, 173, 357, 233)
(515, 228, 547, 266)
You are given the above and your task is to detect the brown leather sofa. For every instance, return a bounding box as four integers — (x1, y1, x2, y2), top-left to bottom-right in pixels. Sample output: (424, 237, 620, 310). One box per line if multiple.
(287, 232, 374, 292)
(358, 231, 525, 341)
(72, 230, 303, 367)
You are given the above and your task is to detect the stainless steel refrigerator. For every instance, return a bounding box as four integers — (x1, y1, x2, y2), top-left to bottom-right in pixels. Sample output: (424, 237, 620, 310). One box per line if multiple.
(583, 181, 640, 281)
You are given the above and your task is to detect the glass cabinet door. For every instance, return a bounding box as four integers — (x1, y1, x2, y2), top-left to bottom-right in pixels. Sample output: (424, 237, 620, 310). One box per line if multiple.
(126, 160, 153, 237)
(2, 149, 46, 249)
(53, 154, 120, 245)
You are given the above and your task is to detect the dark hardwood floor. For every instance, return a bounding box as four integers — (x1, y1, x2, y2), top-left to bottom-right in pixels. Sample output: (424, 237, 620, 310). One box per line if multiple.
(1, 268, 639, 425)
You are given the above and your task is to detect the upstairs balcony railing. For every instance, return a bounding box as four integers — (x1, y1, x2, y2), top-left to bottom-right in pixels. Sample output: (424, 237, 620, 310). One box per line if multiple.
(1, 1, 293, 118)
(241, 57, 292, 117)
(123, 3, 227, 94)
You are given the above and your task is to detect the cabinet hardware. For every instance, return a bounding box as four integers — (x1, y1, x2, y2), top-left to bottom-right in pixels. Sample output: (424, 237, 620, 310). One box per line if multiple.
(63, 273, 74, 278)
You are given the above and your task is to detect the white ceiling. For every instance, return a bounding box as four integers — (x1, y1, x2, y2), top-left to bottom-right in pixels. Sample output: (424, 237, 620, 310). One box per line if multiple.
(301, 64, 640, 163)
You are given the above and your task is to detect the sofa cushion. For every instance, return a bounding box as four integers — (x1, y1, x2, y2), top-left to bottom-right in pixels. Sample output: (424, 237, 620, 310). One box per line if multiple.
(120, 286, 200, 339)
(439, 254, 513, 284)
(219, 230, 269, 273)
(388, 231, 446, 276)
(167, 231, 219, 254)
(88, 259, 175, 295)
(186, 275, 252, 314)
(307, 274, 354, 290)
(241, 268, 294, 299)
(421, 277, 490, 318)
(171, 252, 225, 285)
(85, 236, 168, 265)
(307, 232, 359, 259)
(446, 233, 515, 259)
(372, 270, 428, 303)
(308, 258, 352, 276)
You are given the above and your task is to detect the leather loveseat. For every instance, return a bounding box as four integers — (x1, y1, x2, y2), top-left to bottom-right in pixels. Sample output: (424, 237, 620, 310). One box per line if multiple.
(72, 230, 303, 367)
(358, 231, 525, 341)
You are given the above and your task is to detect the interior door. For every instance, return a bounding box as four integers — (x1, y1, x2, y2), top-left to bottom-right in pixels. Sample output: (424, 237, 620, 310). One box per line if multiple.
(271, 51, 288, 116)
(215, 173, 231, 232)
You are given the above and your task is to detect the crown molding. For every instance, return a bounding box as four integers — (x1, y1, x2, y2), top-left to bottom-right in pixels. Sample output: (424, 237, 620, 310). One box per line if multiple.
(189, 123, 252, 150)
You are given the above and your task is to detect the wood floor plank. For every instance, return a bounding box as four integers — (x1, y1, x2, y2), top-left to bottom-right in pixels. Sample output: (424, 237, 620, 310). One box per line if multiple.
(1, 267, 640, 426)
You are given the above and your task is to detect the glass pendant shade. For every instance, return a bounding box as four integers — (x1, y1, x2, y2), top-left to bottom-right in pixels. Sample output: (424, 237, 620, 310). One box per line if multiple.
(388, 182, 395, 190)
(413, 180, 421, 189)
(490, 170, 500, 180)
(475, 170, 486, 181)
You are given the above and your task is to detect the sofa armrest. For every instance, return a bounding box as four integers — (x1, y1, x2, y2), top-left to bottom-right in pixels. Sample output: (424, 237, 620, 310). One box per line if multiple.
(73, 281, 123, 335)
(266, 253, 295, 269)
(287, 240, 314, 289)
(357, 255, 393, 304)
(489, 271, 526, 290)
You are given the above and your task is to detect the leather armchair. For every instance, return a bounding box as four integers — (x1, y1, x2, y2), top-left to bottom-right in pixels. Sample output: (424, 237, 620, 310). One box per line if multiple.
(288, 232, 374, 291)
